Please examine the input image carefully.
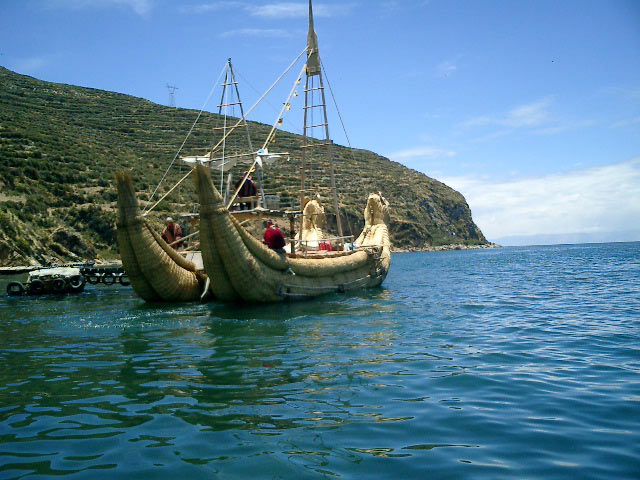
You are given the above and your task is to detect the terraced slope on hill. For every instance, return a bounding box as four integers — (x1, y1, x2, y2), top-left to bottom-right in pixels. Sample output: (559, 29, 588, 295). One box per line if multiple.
(0, 67, 488, 265)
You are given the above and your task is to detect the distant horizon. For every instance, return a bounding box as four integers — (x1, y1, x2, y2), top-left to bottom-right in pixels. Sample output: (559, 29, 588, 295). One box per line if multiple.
(495, 241, 640, 248)
(491, 231, 640, 247)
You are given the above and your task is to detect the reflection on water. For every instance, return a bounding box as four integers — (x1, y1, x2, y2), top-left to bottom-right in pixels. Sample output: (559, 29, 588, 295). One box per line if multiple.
(1, 243, 639, 478)
(206, 287, 394, 321)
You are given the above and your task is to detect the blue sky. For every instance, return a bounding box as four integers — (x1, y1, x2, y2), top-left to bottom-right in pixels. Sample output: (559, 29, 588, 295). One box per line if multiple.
(2, 0, 639, 244)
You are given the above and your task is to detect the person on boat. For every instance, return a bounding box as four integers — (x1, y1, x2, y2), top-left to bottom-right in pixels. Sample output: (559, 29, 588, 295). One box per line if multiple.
(263, 220, 286, 253)
(161, 217, 184, 250)
(234, 172, 257, 210)
(319, 240, 334, 251)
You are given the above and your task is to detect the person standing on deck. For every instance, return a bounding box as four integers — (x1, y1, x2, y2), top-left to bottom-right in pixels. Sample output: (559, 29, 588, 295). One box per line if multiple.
(263, 220, 286, 253)
(162, 217, 183, 250)
(234, 172, 257, 210)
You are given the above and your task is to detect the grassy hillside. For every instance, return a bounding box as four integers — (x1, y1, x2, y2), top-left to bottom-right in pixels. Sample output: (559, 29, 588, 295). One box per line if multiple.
(0, 66, 488, 266)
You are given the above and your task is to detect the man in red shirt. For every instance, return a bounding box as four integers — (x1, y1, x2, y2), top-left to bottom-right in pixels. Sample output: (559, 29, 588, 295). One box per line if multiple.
(263, 220, 286, 253)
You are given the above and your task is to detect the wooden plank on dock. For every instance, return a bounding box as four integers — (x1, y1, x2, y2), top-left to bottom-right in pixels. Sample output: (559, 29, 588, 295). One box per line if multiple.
(0, 266, 39, 275)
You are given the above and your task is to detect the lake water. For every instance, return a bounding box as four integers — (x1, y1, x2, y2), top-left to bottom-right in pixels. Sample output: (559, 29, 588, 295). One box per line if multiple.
(1, 243, 639, 479)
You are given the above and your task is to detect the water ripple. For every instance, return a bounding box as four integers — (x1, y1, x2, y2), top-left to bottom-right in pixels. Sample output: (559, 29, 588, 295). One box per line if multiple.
(1, 243, 639, 478)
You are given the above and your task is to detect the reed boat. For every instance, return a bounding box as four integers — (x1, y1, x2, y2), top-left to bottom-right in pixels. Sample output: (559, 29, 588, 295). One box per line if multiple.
(194, 163, 390, 302)
(115, 0, 391, 303)
(116, 170, 208, 302)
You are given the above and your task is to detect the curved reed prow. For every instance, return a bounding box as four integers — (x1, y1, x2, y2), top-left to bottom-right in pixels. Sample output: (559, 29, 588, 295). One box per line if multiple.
(194, 163, 389, 302)
(295, 197, 326, 248)
(194, 163, 239, 301)
(115, 169, 206, 302)
(115, 170, 139, 225)
(355, 193, 392, 286)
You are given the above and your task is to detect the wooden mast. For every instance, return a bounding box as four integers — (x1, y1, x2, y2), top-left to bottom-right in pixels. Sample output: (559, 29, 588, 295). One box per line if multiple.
(216, 59, 263, 207)
(227, 58, 265, 208)
(301, 0, 343, 238)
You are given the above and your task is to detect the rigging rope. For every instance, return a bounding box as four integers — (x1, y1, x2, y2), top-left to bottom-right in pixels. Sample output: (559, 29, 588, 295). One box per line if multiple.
(321, 59, 352, 149)
(320, 59, 355, 237)
(225, 61, 307, 210)
(143, 62, 228, 214)
(235, 68, 304, 136)
(203, 48, 307, 164)
(142, 48, 307, 216)
(221, 69, 228, 195)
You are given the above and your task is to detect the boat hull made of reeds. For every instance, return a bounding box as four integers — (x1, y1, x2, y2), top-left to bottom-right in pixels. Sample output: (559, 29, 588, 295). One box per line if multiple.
(194, 163, 391, 303)
(115, 171, 209, 302)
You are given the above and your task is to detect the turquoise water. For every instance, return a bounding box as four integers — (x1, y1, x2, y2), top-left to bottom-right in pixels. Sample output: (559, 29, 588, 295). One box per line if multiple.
(1, 243, 638, 479)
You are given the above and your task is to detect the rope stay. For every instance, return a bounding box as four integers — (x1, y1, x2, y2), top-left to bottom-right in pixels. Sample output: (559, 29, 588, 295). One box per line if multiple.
(226, 61, 307, 210)
(321, 58, 353, 149)
(142, 48, 306, 216)
(235, 67, 304, 137)
(143, 62, 228, 214)
(320, 58, 356, 238)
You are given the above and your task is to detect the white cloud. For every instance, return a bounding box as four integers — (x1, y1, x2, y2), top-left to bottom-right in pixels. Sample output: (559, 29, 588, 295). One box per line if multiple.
(180, 1, 242, 14)
(504, 97, 551, 127)
(440, 158, 640, 241)
(11, 56, 53, 73)
(602, 85, 640, 101)
(463, 97, 553, 129)
(435, 60, 457, 78)
(219, 28, 292, 38)
(460, 96, 594, 139)
(611, 116, 640, 129)
(388, 145, 456, 161)
(45, 0, 153, 15)
(179, 1, 355, 18)
(380, 1, 400, 12)
(532, 119, 596, 135)
(248, 2, 353, 18)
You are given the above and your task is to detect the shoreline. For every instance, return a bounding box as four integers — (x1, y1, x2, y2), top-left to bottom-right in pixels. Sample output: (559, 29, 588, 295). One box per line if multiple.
(392, 243, 502, 253)
(1, 244, 502, 271)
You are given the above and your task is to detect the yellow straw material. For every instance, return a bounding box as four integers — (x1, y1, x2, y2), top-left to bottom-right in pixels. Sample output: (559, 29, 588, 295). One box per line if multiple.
(115, 170, 206, 302)
(194, 163, 392, 303)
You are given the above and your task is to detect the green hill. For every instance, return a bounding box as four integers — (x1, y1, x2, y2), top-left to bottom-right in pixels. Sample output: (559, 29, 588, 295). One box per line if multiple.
(0, 66, 488, 266)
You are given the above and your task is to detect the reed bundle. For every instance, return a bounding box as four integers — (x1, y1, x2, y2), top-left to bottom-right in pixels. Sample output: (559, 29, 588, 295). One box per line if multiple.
(115, 170, 205, 302)
(194, 164, 391, 303)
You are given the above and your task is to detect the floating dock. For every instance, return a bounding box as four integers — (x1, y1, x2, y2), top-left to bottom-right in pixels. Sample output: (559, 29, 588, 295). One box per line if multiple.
(0, 261, 123, 276)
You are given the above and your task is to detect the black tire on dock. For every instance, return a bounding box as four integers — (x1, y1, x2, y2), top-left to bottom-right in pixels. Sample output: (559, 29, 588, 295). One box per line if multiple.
(101, 272, 116, 285)
(6, 281, 25, 296)
(86, 274, 101, 285)
(68, 275, 86, 292)
(118, 273, 130, 286)
(28, 279, 45, 295)
(52, 278, 66, 294)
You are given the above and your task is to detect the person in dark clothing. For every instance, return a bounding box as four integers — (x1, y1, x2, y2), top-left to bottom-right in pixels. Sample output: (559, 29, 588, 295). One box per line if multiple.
(263, 220, 286, 253)
(161, 217, 183, 250)
(234, 172, 257, 210)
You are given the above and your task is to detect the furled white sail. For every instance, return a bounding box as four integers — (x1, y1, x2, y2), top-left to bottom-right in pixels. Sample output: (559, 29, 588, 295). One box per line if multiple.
(255, 148, 288, 168)
(181, 156, 237, 172)
(306, 0, 321, 76)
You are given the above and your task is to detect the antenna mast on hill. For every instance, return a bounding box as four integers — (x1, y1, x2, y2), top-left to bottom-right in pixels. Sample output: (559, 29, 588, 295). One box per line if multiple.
(166, 83, 178, 108)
